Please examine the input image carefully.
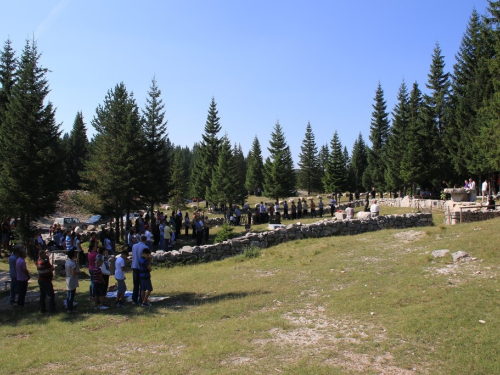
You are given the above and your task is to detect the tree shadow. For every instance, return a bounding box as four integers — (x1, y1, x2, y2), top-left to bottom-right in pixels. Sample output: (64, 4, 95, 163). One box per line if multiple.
(0, 289, 270, 325)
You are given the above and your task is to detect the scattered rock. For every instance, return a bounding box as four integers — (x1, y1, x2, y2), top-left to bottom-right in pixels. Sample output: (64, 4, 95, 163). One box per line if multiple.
(432, 249, 450, 258)
(452, 251, 470, 263)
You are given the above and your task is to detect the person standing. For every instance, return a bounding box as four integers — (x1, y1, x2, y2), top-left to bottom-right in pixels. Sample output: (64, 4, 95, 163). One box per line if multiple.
(204, 216, 210, 243)
(195, 217, 204, 246)
(9, 245, 20, 305)
(370, 187, 376, 200)
(283, 201, 288, 220)
(87, 238, 98, 301)
(482, 179, 488, 202)
(330, 197, 336, 217)
(291, 202, 297, 220)
(163, 222, 172, 249)
(139, 249, 153, 306)
(310, 200, 316, 218)
(16, 250, 30, 307)
(469, 178, 477, 202)
(158, 220, 165, 251)
(318, 199, 324, 217)
(114, 250, 128, 307)
(36, 249, 56, 313)
(184, 213, 190, 236)
(131, 235, 148, 304)
(65, 249, 79, 313)
(297, 200, 302, 219)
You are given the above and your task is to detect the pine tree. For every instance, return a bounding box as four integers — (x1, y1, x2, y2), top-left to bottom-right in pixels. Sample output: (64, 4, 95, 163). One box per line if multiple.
(245, 136, 264, 194)
(318, 143, 329, 176)
(263, 122, 296, 201)
(233, 143, 248, 204)
(142, 77, 170, 220)
(323, 131, 347, 195)
(384, 81, 410, 194)
(169, 153, 185, 208)
(297, 122, 320, 194)
(350, 133, 368, 193)
(193, 97, 222, 203)
(0, 39, 63, 244)
(400, 82, 425, 194)
(207, 135, 238, 206)
(364, 83, 390, 191)
(83, 82, 145, 239)
(423, 43, 452, 186)
(65, 111, 88, 189)
(477, 1, 500, 174)
(0, 39, 17, 126)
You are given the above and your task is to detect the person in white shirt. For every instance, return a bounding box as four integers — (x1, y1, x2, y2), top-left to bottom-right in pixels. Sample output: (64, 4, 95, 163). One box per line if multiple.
(370, 200, 380, 218)
(114, 249, 128, 307)
(144, 226, 154, 251)
(469, 178, 477, 202)
(345, 203, 355, 220)
(482, 179, 488, 202)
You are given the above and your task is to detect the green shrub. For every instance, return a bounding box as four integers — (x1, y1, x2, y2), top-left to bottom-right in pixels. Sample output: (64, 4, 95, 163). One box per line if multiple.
(244, 245, 261, 259)
(214, 223, 235, 243)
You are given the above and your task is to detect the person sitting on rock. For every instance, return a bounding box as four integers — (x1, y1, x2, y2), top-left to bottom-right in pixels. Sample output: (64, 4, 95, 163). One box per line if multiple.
(370, 200, 380, 218)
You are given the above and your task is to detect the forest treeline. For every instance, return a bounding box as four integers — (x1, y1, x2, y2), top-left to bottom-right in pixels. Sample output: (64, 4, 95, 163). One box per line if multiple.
(1, 4, 500, 243)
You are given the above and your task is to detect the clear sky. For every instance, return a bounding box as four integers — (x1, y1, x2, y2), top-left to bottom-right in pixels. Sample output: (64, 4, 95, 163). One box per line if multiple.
(0, 0, 491, 163)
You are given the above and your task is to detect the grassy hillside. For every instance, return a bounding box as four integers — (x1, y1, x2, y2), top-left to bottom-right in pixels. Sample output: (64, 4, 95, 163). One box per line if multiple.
(0, 207, 498, 374)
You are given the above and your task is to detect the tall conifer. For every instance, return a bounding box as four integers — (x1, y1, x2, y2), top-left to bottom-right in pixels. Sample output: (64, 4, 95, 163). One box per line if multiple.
(193, 98, 222, 203)
(323, 131, 347, 195)
(297, 122, 320, 194)
(0, 39, 62, 243)
(263, 122, 296, 201)
(364, 83, 390, 191)
(245, 136, 264, 195)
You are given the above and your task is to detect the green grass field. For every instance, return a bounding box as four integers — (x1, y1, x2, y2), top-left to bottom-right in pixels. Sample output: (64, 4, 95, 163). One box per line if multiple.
(0, 203, 498, 374)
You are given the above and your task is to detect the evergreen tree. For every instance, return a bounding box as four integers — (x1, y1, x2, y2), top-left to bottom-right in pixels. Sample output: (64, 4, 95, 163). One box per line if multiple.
(142, 77, 170, 220)
(364, 83, 390, 191)
(478, 1, 500, 174)
(323, 131, 346, 195)
(297, 122, 320, 194)
(448, 9, 493, 176)
(66, 111, 88, 189)
(400, 82, 425, 194)
(263, 122, 296, 201)
(207, 135, 238, 206)
(233, 143, 248, 204)
(0, 39, 17, 126)
(245, 136, 264, 194)
(349, 133, 368, 193)
(318, 143, 329, 177)
(193, 97, 222, 203)
(423, 43, 452, 186)
(169, 153, 185, 208)
(385, 81, 410, 194)
(0, 39, 62, 245)
(83, 82, 145, 239)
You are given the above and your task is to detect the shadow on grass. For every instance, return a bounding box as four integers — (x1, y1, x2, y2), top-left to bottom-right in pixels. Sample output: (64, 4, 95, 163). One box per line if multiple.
(0, 290, 269, 325)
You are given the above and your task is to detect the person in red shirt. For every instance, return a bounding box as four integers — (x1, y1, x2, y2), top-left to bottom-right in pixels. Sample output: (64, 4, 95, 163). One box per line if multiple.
(36, 250, 56, 313)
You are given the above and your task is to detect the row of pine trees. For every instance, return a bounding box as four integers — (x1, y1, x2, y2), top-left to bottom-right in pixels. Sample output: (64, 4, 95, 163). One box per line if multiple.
(1, 4, 500, 244)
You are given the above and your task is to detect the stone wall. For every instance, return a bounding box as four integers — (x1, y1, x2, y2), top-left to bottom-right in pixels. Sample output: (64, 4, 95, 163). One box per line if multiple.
(150, 213, 433, 265)
(51, 213, 433, 274)
(444, 208, 500, 225)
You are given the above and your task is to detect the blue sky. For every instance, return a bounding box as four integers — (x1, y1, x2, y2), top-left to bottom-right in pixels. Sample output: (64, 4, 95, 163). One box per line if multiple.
(0, 0, 491, 163)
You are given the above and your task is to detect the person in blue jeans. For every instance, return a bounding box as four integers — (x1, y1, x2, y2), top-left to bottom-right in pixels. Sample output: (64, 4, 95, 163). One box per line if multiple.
(8, 245, 20, 305)
(131, 235, 148, 304)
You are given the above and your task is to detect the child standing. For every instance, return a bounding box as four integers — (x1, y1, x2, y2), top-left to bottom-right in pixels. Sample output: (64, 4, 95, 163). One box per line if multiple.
(114, 250, 128, 306)
(93, 255, 108, 310)
(65, 249, 79, 313)
(139, 249, 153, 307)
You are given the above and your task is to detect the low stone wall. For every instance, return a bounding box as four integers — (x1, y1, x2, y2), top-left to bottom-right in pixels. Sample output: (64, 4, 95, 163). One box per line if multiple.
(151, 213, 433, 265)
(51, 213, 433, 274)
(444, 208, 500, 225)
